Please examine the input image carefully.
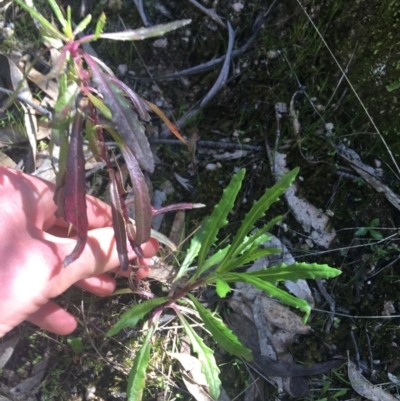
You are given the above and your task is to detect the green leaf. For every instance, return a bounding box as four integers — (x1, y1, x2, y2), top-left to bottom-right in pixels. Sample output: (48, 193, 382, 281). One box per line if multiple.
(52, 82, 79, 146)
(94, 13, 107, 40)
(195, 169, 246, 277)
(99, 19, 192, 41)
(106, 297, 167, 337)
(243, 262, 341, 284)
(127, 325, 155, 401)
(47, 0, 67, 29)
(215, 247, 282, 274)
(67, 337, 83, 354)
(215, 277, 231, 298)
(387, 80, 400, 92)
(199, 246, 230, 274)
(177, 310, 221, 399)
(233, 215, 283, 257)
(85, 91, 112, 119)
(370, 229, 383, 240)
(218, 168, 299, 271)
(369, 218, 379, 227)
(355, 227, 368, 236)
(73, 14, 92, 37)
(174, 219, 207, 282)
(189, 295, 253, 361)
(221, 272, 312, 322)
(14, 0, 68, 41)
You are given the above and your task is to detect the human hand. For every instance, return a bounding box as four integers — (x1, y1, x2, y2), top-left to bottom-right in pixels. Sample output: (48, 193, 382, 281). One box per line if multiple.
(0, 167, 158, 337)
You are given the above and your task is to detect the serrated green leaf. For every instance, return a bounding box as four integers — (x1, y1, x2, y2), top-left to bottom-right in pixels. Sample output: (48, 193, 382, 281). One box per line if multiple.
(99, 19, 191, 41)
(189, 295, 253, 361)
(215, 277, 231, 298)
(218, 168, 298, 271)
(106, 297, 167, 337)
(85, 91, 112, 119)
(221, 272, 312, 322)
(95, 13, 106, 40)
(177, 310, 221, 399)
(242, 262, 341, 284)
(194, 169, 246, 277)
(127, 325, 155, 401)
(73, 14, 92, 37)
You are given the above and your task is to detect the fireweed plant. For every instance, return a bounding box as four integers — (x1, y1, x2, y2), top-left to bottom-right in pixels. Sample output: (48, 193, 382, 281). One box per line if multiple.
(107, 168, 341, 400)
(13, 3, 341, 400)
(14, 0, 191, 271)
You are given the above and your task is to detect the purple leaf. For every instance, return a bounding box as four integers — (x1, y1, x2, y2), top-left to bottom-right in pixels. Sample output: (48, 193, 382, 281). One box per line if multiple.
(54, 102, 88, 267)
(107, 76, 151, 121)
(83, 54, 154, 173)
(109, 169, 130, 270)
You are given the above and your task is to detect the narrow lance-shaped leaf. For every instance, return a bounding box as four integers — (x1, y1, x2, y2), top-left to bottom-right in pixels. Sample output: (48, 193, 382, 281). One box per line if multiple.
(244, 262, 342, 284)
(107, 297, 168, 337)
(54, 100, 88, 267)
(175, 307, 221, 399)
(14, 0, 68, 41)
(109, 169, 129, 271)
(98, 19, 192, 41)
(146, 101, 187, 144)
(83, 54, 154, 172)
(127, 324, 156, 401)
(72, 14, 92, 37)
(101, 125, 152, 254)
(174, 218, 207, 283)
(107, 76, 151, 121)
(188, 294, 253, 361)
(94, 12, 106, 40)
(218, 168, 299, 271)
(53, 81, 79, 146)
(192, 169, 245, 280)
(221, 272, 312, 322)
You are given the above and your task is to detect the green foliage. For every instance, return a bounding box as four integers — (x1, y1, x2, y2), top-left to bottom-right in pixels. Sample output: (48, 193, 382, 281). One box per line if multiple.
(107, 168, 342, 400)
(355, 218, 383, 240)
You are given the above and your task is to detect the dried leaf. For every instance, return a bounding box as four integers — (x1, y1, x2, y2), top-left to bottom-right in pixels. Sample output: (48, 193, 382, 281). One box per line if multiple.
(348, 360, 397, 401)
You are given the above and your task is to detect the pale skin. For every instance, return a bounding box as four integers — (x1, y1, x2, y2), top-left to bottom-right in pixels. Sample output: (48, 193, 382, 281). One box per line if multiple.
(0, 167, 159, 337)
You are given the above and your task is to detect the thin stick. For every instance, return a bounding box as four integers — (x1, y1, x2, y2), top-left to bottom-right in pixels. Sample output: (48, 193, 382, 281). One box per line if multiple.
(187, 0, 226, 29)
(0, 87, 52, 120)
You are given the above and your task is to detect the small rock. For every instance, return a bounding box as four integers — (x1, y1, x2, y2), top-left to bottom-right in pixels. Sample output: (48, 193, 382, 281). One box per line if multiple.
(232, 2, 244, 12)
(153, 38, 168, 48)
(117, 64, 128, 76)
